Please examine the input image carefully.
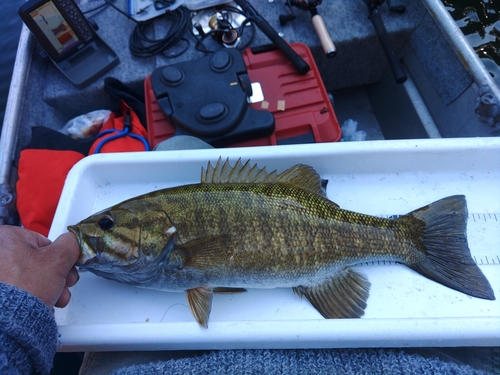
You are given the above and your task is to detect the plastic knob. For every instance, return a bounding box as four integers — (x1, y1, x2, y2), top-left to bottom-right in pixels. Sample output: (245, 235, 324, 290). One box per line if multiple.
(211, 51, 231, 70)
(199, 102, 227, 121)
(162, 67, 184, 84)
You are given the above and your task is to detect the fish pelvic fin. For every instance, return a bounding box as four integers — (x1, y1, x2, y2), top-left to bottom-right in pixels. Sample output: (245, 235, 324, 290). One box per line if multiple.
(201, 158, 329, 198)
(405, 195, 495, 300)
(186, 287, 213, 328)
(294, 268, 371, 319)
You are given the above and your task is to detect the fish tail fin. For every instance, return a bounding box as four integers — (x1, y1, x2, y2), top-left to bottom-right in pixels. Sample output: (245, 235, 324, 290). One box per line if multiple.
(403, 195, 495, 300)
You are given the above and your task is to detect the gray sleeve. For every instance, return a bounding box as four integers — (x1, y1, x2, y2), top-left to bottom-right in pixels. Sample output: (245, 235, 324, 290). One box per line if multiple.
(0, 282, 58, 375)
(110, 348, 492, 375)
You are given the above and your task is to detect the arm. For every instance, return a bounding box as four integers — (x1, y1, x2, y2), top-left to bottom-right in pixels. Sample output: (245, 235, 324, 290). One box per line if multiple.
(0, 283, 57, 375)
(0, 226, 80, 375)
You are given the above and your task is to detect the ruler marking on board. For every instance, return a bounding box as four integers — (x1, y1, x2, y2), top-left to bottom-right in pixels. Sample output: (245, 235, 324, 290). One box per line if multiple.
(357, 213, 499, 267)
(467, 213, 499, 266)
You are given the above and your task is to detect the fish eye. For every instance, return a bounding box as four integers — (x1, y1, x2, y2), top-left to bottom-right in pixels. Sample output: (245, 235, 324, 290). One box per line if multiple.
(98, 215, 114, 231)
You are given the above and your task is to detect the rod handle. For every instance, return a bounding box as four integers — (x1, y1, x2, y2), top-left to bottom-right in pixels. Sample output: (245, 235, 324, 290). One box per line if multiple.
(311, 14, 336, 58)
(233, 0, 310, 75)
(369, 8, 407, 84)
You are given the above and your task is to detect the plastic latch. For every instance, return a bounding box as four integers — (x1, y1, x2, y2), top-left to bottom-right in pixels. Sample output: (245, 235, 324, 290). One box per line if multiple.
(238, 73, 253, 97)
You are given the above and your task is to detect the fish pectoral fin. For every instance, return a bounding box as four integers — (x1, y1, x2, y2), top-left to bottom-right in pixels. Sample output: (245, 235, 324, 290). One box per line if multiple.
(293, 268, 370, 319)
(213, 287, 247, 294)
(186, 287, 213, 328)
(181, 235, 237, 268)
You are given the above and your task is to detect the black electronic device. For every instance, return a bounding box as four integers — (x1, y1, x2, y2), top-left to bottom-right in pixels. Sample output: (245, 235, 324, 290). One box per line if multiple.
(18, 0, 119, 88)
(150, 49, 275, 147)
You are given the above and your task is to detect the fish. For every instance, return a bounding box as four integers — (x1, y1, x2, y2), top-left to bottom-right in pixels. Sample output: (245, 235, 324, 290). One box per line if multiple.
(68, 158, 495, 328)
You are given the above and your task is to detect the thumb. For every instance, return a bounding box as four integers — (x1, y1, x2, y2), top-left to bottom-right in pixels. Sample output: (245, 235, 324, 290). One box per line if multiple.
(42, 232, 81, 275)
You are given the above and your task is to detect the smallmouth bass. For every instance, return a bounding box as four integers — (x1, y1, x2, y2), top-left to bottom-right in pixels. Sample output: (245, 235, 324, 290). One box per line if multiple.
(68, 158, 495, 327)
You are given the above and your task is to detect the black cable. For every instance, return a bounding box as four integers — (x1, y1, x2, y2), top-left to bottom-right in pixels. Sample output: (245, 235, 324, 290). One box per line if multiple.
(129, 6, 191, 58)
(84, 0, 253, 58)
(237, 16, 256, 49)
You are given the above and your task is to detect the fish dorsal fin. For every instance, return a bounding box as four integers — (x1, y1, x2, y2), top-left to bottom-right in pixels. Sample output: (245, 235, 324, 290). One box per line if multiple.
(274, 164, 328, 198)
(186, 286, 213, 328)
(293, 268, 371, 319)
(201, 158, 277, 184)
(201, 158, 328, 197)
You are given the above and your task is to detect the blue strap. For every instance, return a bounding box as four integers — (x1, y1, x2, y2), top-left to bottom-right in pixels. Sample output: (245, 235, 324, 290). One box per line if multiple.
(93, 111, 150, 153)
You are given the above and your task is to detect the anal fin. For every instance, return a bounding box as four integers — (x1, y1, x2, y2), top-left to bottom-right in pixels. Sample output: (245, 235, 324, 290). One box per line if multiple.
(186, 287, 213, 328)
(294, 268, 370, 319)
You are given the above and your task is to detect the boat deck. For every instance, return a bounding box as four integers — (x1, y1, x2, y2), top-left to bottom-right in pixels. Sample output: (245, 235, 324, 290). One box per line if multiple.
(10, 0, 499, 153)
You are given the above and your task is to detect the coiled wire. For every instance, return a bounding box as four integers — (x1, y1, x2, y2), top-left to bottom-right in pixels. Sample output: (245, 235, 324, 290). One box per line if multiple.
(129, 6, 191, 58)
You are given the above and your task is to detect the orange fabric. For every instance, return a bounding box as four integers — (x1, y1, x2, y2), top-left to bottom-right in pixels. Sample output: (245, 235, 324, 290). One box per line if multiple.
(16, 103, 148, 236)
(89, 105, 148, 154)
(16, 149, 85, 236)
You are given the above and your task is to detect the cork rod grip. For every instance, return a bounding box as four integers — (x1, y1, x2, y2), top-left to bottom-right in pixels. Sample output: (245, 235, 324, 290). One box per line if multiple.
(311, 14, 336, 58)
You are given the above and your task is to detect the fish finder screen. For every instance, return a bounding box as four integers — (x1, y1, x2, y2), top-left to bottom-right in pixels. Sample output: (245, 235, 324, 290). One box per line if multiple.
(29, 1, 80, 54)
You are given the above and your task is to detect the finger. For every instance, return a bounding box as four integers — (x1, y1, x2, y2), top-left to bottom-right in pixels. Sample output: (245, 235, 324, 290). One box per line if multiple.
(55, 287, 72, 308)
(0, 225, 51, 249)
(26, 229, 52, 248)
(66, 266, 80, 287)
(43, 232, 81, 272)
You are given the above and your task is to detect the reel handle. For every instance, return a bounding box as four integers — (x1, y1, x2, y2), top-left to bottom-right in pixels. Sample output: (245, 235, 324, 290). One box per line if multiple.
(311, 14, 336, 58)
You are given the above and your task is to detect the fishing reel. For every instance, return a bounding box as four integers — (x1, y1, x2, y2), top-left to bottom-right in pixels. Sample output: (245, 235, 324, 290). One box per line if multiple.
(279, 0, 336, 57)
(208, 12, 241, 48)
(279, 0, 322, 24)
(193, 9, 244, 49)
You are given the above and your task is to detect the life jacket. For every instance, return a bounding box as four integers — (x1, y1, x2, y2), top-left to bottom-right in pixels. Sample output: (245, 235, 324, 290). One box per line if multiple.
(16, 78, 148, 236)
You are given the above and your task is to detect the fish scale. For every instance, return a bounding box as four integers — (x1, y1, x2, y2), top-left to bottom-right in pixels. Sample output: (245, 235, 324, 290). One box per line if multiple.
(69, 159, 496, 328)
(162, 184, 408, 272)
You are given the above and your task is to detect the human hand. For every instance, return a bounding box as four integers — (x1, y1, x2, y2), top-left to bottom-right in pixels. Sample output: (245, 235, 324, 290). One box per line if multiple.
(0, 225, 80, 310)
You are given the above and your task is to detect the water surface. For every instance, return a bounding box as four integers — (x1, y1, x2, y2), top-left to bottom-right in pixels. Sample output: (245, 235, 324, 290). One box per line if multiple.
(442, 0, 500, 87)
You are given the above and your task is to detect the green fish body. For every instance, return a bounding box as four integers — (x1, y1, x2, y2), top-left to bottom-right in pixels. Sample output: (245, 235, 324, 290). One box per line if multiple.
(69, 159, 495, 327)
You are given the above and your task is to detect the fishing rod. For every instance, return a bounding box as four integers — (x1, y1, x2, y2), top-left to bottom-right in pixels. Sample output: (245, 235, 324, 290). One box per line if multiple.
(279, 0, 336, 58)
(362, 0, 407, 84)
(233, 0, 310, 75)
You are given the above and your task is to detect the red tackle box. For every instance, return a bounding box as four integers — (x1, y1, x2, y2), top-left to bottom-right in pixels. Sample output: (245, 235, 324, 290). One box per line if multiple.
(144, 43, 341, 148)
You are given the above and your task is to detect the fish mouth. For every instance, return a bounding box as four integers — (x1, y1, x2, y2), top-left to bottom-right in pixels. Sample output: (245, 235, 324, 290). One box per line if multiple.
(68, 225, 97, 266)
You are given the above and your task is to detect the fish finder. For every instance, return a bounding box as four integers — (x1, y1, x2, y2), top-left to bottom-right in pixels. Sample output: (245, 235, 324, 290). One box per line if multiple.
(18, 0, 119, 88)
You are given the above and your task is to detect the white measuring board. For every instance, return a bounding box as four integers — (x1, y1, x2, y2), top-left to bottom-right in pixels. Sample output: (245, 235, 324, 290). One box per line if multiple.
(50, 138, 500, 351)
(469, 213, 500, 266)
